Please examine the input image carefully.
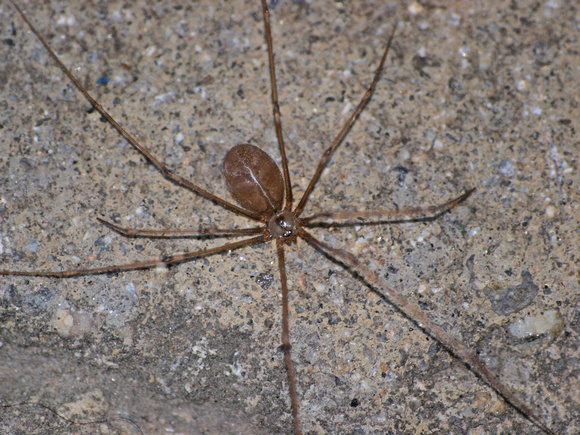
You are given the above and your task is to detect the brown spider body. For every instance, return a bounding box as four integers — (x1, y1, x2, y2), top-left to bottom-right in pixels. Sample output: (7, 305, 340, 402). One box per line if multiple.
(224, 144, 285, 218)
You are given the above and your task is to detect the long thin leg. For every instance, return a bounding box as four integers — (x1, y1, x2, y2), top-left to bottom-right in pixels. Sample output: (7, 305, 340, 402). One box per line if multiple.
(97, 218, 265, 238)
(294, 24, 397, 216)
(298, 229, 554, 435)
(276, 243, 301, 435)
(0, 235, 265, 278)
(261, 0, 293, 211)
(8, 0, 262, 222)
(302, 189, 475, 225)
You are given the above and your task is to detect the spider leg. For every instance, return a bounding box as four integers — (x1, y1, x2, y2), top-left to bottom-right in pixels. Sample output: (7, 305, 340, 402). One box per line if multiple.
(8, 0, 262, 222)
(276, 243, 302, 435)
(302, 189, 475, 225)
(260, 0, 293, 210)
(295, 23, 398, 216)
(299, 228, 554, 435)
(97, 218, 264, 238)
(0, 235, 265, 278)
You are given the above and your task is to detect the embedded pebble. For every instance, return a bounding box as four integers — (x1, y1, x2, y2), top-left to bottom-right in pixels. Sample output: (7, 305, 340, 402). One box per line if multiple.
(53, 306, 95, 338)
(508, 310, 564, 341)
(57, 389, 109, 420)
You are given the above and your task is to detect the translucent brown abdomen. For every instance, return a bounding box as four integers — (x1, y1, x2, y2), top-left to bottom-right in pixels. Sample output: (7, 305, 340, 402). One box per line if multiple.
(223, 144, 284, 216)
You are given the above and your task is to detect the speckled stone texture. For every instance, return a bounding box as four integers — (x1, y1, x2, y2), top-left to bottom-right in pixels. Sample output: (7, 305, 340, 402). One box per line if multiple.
(0, 1, 577, 434)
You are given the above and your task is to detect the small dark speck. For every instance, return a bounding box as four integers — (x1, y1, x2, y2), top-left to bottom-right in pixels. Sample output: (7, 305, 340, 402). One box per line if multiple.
(324, 312, 340, 325)
(350, 398, 359, 407)
(96, 76, 110, 85)
(393, 165, 409, 185)
(448, 77, 462, 90)
(3, 38, 15, 47)
(34, 117, 51, 127)
(94, 235, 110, 251)
(256, 273, 274, 290)
(504, 268, 513, 276)
(427, 341, 442, 357)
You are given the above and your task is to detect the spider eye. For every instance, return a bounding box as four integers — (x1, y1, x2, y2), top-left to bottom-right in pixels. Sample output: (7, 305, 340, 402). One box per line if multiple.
(268, 211, 299, 239)
(277, 217, 293, 237)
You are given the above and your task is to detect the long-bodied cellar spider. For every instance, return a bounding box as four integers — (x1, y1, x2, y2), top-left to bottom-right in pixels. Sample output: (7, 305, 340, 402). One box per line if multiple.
(1, 0, 576, 435)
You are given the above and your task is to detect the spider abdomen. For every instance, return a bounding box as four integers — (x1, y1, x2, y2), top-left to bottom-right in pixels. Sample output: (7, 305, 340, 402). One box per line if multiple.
(223, 144, 284, 216)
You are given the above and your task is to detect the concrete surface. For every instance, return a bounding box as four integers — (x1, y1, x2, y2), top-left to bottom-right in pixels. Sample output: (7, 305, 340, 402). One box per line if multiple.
(0, 0, 577, 433)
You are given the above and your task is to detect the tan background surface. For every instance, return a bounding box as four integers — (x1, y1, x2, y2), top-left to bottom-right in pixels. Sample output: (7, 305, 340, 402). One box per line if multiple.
(0, 0, 577, 433)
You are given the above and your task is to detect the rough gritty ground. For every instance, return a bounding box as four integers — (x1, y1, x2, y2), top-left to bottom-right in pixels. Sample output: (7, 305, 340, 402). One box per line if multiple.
(0, 0, 578, 434)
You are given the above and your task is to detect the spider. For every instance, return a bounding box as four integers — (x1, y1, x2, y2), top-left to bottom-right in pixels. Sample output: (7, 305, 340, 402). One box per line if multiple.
(1, 0, 555, 433)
